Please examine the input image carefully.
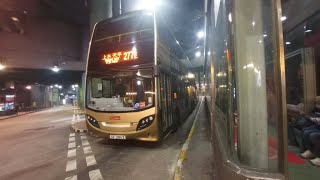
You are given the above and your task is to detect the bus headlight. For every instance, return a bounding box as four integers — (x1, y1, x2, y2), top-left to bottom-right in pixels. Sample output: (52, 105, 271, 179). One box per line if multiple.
(86, 115, 100, 128)
(136, 115, 155, 131)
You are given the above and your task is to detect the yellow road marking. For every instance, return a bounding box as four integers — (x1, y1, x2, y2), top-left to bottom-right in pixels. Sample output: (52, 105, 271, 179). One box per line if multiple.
(174, 98, 203, 180)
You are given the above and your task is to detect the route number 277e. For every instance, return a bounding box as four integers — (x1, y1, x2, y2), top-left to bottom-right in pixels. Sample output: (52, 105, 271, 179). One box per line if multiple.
(102, 50, 138, 64)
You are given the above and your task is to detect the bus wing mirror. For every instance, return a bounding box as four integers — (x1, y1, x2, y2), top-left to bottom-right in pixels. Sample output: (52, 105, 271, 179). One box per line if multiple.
(153, 65, 159, 77)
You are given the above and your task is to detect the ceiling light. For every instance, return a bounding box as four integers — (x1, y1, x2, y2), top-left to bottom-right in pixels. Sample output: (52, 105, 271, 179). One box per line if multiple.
(51, 66, 60, 72)
(263, 34, 267, 37)
(252, 21, 255, 26)
(195, 51, 201, 57)
(281, 16, 287, 21)
(228, 13, 232, 22)
(11, 17, 19, 22)
(305, 29, 312, 33)
(137, 0, 161, 10)
(186, 73, 195, 79)
(286, 42, 291, 45)
(197, 31, 204, 39)
(26, 86, 31, 90)
(0, 63, 5, 70)
(58, 86, 62, 89)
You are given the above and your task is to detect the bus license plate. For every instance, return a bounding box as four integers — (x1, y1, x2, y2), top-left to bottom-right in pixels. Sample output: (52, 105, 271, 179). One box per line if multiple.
(110, 135, 126, 139)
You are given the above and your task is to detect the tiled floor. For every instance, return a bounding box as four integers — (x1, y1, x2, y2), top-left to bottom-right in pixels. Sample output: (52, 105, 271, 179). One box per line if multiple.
(288, 145, 320, 180)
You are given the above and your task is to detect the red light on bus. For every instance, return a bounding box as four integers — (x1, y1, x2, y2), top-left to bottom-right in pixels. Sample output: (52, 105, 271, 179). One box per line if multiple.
(102, 50, 138, 64)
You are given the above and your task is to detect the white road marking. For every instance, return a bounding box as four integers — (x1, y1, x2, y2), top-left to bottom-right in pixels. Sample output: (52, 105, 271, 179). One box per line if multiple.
(86, 155, 97, 166)
(80, 135, 87, 140)
(69, 133, 75, 137)
(72, 114, 85, 123)
(66, 159, 77, 172)
(68, 142, 76, 149)
(65, 175, 77, 180)
(69, 137, 75, 142)
(72, 114, 76, 122)
(89, 169, 104, 180)
(50, 117, 73, 123)
(83, 146, 92, 154)
(67, 149, 76, 158)
(82, 140, 89, 146)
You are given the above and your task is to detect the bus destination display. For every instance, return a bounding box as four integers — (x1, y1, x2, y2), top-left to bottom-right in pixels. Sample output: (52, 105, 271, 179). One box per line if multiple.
(102, 50, 138, 64)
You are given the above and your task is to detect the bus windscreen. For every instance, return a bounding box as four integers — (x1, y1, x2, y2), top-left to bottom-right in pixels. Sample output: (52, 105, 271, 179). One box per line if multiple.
(86, 69, 154, 112)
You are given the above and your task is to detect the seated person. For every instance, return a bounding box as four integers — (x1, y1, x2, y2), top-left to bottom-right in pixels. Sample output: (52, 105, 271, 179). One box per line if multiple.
(288, 97, 320, 146)
(300, 130, 320, 166)
(300, 96, 320, 166)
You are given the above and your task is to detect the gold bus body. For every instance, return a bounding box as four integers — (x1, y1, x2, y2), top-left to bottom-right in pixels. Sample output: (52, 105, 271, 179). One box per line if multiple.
(86, 107, 160, 142)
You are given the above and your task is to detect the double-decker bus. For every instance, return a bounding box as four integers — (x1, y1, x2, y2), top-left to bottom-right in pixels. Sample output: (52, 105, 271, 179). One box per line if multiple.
(85, 10, 197, 141)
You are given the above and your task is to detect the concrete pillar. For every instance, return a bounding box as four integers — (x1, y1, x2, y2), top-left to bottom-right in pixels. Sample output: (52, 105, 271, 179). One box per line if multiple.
(89, 0, 113, 32)
(234, 0, 268, 168)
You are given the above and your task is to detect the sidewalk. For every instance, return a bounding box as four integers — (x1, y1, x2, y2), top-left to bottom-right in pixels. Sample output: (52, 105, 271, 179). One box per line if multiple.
(179, 100, 214, 180)
(0, 105, 76, 120)
(0, 111, 32, 120)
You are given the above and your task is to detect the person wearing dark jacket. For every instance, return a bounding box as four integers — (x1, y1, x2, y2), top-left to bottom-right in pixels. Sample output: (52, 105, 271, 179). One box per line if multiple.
(300, 96, 320, 166)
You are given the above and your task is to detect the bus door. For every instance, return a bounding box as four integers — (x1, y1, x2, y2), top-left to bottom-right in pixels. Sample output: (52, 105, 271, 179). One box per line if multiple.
(159, 73, 173, 132)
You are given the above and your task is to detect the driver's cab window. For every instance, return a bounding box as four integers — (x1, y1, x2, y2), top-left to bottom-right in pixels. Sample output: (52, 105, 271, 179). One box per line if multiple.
(91, 78, 102, 98)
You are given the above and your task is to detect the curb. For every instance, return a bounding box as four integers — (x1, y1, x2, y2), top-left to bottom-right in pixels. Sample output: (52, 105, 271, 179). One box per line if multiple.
(70, 122, 88, 133)
(0, 108, 49, 121)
